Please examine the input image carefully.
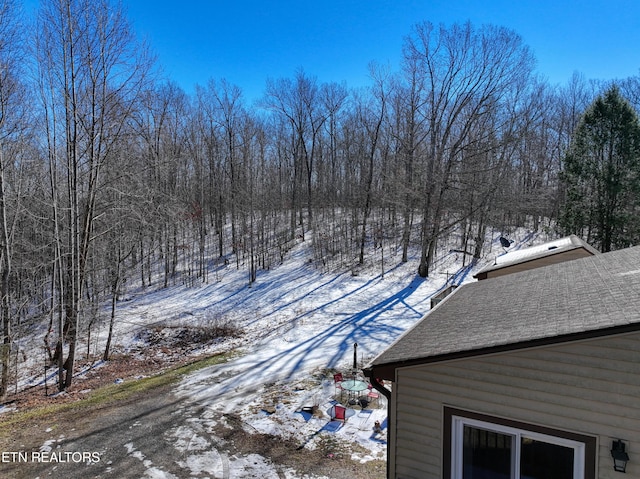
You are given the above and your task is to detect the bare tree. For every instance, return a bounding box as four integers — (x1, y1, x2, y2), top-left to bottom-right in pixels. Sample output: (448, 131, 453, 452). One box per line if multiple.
(35, 0, 152, 389)
(404, 22, 535, 277)
(262, 70, 328, 240)
(0, 0, 26, 399)
(356, 65, 389, 265)
(197, 79, 247, 263)
(319, 81, 348, 215)
(392, 57, 430, 263)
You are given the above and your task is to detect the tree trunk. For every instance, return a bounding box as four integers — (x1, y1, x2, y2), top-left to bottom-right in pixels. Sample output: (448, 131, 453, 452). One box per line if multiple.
(0, 148, 11, 399)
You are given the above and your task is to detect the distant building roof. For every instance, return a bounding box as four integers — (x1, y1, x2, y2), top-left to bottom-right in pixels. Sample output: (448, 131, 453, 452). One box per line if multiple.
(370, 245, 640, 378)
(473, 235, 599, 280)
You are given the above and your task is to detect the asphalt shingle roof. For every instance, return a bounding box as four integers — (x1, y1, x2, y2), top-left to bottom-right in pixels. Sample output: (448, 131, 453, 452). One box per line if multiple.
(371, 245, 640, 368)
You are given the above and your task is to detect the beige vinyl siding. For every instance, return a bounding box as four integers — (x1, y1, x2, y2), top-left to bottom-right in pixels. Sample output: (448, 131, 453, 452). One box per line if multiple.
(393, 332, 640, 479)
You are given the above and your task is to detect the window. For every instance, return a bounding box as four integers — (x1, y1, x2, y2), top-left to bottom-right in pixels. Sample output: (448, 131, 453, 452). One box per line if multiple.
(444, 408, 596, 479)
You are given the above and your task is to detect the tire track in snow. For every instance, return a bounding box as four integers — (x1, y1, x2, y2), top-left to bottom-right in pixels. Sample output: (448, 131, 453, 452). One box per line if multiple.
(169, 404, 231, 479)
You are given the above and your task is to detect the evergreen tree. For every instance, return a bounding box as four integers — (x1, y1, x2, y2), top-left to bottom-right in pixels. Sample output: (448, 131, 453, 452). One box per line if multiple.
(559, 86, 640, 252)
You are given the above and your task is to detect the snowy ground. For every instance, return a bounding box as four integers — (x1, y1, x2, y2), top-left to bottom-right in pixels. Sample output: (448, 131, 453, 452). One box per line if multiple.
(118, 244, 467, 476)
(8, 228, 545, 477)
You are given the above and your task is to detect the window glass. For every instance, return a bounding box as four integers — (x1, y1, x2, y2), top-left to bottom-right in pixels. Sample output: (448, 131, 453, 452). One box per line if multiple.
(449, 411, 590, 479)
(463, 425, 513, 479)
(520, 437, 574, 479)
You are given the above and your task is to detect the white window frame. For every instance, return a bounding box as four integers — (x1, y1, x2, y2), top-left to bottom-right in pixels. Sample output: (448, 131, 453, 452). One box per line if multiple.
(451, 415, 586, 479)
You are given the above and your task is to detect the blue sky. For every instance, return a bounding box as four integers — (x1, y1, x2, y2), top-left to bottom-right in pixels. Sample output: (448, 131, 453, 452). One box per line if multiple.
(30, 1, 640, 101)
(121, 0, 640, 101)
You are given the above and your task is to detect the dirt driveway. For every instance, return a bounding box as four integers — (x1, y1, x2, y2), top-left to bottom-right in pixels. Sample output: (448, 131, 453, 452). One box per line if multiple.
(1, 382, 192, 479)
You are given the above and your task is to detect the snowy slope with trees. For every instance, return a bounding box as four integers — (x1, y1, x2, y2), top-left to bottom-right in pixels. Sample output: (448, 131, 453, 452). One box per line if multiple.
(3, 0, 631, 400)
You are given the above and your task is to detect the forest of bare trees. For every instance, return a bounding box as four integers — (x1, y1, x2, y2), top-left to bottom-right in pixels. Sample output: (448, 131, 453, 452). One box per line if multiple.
(0, 0, 636, 396)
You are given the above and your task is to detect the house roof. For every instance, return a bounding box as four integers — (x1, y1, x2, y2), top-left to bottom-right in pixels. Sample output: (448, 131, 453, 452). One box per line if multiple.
(370, 245, 640, 376)
(473, 234, 599, 278)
